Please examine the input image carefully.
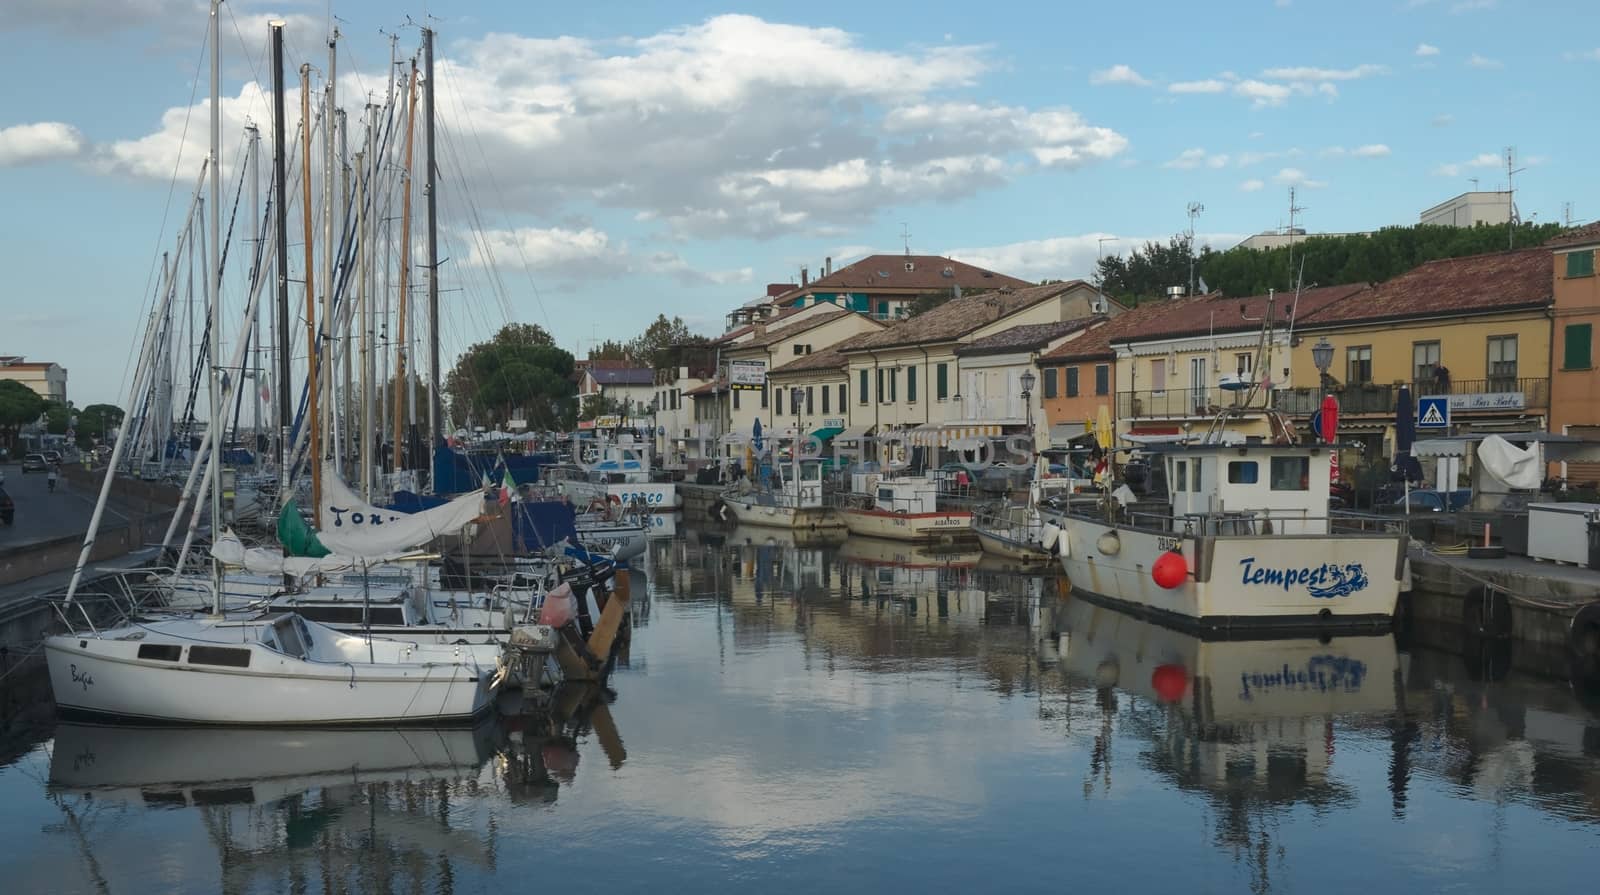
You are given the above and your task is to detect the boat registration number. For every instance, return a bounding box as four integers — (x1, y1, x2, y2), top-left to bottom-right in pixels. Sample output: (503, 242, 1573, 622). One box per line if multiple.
(615, 490, 667, 505)
(1156, 536, 1182, 552)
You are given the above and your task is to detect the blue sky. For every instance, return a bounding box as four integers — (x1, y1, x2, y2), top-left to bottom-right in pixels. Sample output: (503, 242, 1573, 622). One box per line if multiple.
(3, 0, 1595, 407)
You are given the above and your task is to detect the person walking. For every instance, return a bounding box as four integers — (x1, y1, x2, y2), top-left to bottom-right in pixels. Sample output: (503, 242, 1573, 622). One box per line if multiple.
(47, 463, 59, 493)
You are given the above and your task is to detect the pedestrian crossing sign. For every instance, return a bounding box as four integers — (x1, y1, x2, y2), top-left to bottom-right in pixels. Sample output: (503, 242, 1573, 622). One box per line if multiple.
(1418, 396, 1449, 429)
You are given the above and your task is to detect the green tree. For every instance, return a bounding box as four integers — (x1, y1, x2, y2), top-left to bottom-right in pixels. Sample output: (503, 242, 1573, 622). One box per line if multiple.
(43, 400, 75, 435)
(627, 314, 695, 369)
(0, 380, 48, 452)
(1096, 235, 1212, 305)
(74, 403, 123, 448)
(588, 339, 632, 362)
(446, 324, 576, 430)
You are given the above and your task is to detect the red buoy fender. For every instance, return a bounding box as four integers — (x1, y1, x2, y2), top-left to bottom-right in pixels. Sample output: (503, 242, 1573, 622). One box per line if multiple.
(1151, 663, 1189, 702)
(1152, 550, 1188, 589)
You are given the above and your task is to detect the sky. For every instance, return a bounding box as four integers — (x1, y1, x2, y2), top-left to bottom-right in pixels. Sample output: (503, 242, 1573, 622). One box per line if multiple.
(2, 0, 1596, 407)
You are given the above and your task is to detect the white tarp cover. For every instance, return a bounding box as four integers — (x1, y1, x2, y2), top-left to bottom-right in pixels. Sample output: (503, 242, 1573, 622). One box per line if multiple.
(1476, 434, 1542, 490)
(318, 468, 486, 557)
(211, 531, 401, 578)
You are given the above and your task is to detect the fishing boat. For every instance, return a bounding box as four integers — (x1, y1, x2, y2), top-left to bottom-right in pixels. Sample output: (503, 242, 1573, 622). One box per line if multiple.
(546, 438, 679, 509)
(973, 458, 1087, 564)
(719, 455, 841, 530)
(1040, 442, 1406, 633)
(835, 472, 973, 542)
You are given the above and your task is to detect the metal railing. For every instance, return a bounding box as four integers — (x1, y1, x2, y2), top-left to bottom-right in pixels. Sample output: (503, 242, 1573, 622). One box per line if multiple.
(1118, 388, 1268, 419)
(1272, 377, 1549, 416)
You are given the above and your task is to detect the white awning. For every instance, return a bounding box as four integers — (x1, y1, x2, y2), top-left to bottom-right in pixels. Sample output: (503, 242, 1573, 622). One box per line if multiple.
(908, 422, 943, 447)
(1412, 439, 1468, 459)
(835, 425, 872, 442)
(938, 422, 1002, 447)
(1049, 422, 1092, 445)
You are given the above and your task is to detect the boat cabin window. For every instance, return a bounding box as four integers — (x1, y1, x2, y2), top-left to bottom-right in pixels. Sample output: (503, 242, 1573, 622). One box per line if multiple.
(1270, 456, 1310, 491)
(801, 463, 823, 482)
(1191, 459, 1203, 492)
(371, 607, 406, 625)
(1228, 461, 1259, 484)
(137, 643, 182, 662)
(189, 645, 253, 668)
(1172, 460, 1187, 493)
(297, 605, 367, 625)
(273, 616, 309, 658)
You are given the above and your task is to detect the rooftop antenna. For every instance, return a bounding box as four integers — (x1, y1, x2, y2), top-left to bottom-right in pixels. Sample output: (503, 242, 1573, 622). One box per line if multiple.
(1563, 202, 1575, 227)
(1469, 177, 1480, 191)
(900, 222, 912, 256)
(1186, 202, 1204, 296)
(1506, 146, 1525, 249)
(1286, 187, 1306, 280)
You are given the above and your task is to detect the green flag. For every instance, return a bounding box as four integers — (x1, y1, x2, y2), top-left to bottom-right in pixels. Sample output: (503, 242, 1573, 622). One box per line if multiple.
(277, 500, 330, 557)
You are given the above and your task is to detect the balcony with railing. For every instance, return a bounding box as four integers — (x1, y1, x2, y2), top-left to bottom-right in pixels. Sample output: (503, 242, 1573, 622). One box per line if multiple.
(1271, 377, 1549, 416)
(1117, 388, 1270, 419)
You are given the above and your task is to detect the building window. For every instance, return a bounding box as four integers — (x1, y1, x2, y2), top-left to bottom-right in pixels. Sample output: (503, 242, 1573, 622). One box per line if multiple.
(1487, 336, 1517, 386)
(1347, 346, 1372, 384)
(907, 366, 918, 403)
(1095, 364, 1110, 396)
(889, 368, 898, 403)
(1234, 352, 1253, 376)
(1039, 368, 1055, 399)
(1270, 456, 1310, 491)
(1066, 368, 1080, 398)
(775, 389, 784, 415)
(1150, 359, 1167, 394)
(936, 363, 949, 400)
(733, 390, 741, 410)
(822, 386, 831, 414)
(1567, 250, 1596, 278)
(859, 369, 869, 404)
(1172, 460, 1187, 492)
(807, 386, 814, 413)
(877, 368, 885, 404)
(878, 300, 889, 318)
(1412, 341, 1441, 387)
(761, 386, 769, 409)
(794, 345, 805, 356)
(1565, 323, 1593, 370)
(839, 383, 847, 409)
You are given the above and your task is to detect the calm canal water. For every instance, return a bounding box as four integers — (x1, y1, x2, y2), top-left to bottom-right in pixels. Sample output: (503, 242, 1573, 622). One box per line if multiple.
(3, 523, 1600, 894)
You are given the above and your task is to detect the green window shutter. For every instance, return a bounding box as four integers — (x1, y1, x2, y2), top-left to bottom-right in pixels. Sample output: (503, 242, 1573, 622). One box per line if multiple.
(936, 363, 948, 399)
(1043, 369, 1058, 399)
(1565, 323, 1593, 370)
(1568, 250, 1596, 278)
(859, 369, 869, 404)
(1066, 367, 1079, 398)
(908, 366, 918, 402)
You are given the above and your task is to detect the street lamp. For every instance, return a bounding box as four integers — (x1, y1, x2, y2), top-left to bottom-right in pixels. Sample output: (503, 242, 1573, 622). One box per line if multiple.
(1311, 337, 1334, 443)
(1019, 369, 1037, 433)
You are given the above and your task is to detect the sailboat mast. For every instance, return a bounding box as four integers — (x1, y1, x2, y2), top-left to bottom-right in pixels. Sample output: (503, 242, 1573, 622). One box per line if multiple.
(248, 124, 262, 447)
(356, 143, 369, 499)
(322, 32, 338, 478)
(301, 62, 321, 518)
(207, 0, 223, 617)
(393, 59, 418, 474)
(424, 27, 440, 489)
(271, 20, 291, 496)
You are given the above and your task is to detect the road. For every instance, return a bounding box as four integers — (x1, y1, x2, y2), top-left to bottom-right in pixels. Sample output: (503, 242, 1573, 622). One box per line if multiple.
(0, 462, 128, 550)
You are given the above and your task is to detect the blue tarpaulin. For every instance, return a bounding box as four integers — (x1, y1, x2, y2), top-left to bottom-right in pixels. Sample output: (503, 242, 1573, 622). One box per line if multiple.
(513, 500, 578, 553)
(432, 445, 557, 495)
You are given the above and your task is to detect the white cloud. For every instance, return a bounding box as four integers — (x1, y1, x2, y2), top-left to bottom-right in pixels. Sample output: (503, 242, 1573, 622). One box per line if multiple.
(1416, 43, 1441, 56)
(1467, 53, 1503, 69)
(1162, 147, 1229, 170)
(1567, 48, 1600, 62)
(1273, 167, 1326, 188)
(1089, 64, 1151, 87)
(1352, 143, 1391, 158)
(0, 121, 86, 166)
(1431, 152, 1502, 177)
(86, 16, 1128, 240)
(1168, 79, 1228, 94)
(464, 225, 749, 286)
(1240, 179, 1265, 192)
(1260, 64, 1387, 81)
(947, 231, 1244, 281)
(1450, 0, 1496, 11)
(1234, 79, 1293, 107)
(1431, 113, 1454, 127)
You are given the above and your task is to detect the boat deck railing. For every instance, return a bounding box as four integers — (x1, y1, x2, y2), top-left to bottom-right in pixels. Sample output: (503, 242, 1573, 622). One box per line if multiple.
(972, 508, 1039, 543)
(1112, 508, 1408, 537)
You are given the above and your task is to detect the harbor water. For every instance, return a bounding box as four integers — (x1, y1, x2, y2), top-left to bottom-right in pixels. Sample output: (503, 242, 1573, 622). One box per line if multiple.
(3, 523, 1599, 893)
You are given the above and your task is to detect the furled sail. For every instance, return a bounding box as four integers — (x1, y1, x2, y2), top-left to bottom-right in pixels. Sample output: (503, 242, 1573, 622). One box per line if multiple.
(212, 530, 408, 578)
(317, 468, 485, 557)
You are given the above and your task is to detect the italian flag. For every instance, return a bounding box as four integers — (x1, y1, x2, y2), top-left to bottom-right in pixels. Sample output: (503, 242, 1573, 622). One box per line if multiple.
(500, 469, 516, 505)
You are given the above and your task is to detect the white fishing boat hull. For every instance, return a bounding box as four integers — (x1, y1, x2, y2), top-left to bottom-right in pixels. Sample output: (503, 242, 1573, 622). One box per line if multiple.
(838, 508, 973, 542)
(721, 496, 842, 530)
(45, 619, 496, 726)
(576, 521, 648, 560)
(559, 478, 679, 510)
(1049, 513, 1405, 632)
(973, 526, 1052, 564)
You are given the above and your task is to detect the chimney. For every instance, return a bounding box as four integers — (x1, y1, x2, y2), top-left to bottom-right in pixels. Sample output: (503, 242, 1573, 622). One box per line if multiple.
(825, 256, 832, 276)
(801, 267, 809, 288)
(753, 321, 767, 337)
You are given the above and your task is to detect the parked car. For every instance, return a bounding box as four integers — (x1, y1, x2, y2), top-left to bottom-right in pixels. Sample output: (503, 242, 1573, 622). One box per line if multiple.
(43, 450, 63, 465)
(21, 453, 48, 473)
(1383, 489, 1471, 513)
(0, 485, 13, 525)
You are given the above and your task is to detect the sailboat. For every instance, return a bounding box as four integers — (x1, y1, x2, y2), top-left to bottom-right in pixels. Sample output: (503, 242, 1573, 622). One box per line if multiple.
(43, 8, 506, 725)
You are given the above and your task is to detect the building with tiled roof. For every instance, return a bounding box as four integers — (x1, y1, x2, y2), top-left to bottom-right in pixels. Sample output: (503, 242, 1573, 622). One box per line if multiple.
(0, 356, 68, 403)
(775, 253, 1034, 321)
(1543, 230, 1600, 480)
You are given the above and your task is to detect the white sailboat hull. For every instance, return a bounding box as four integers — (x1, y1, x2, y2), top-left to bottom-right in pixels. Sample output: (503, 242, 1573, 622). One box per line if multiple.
(560, 479, 679, 510)
(973, 526, 1051, 564)
(575, 521, 648, 560)
(1049, 513, 1405, 632)
(46, 623, 495, 726)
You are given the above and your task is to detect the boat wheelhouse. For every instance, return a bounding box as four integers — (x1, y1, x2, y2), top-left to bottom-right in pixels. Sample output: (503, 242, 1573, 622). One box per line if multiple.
(721, 455, 841, 530)
(1041, 442, 1406, 633)
(835, 473, 973, 542)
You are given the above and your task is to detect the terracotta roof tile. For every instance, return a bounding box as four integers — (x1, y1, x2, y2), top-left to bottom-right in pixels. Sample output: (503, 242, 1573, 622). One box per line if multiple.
(727, 308, 871, 351)
(955, 318, 1099, 356)
(1546, 222, 1600, 249)
(783, 254, 1031, 301)
(769, 332, 879, 375)
(842, 281, 1090, 352)
(1298, 248, 1549, 327)
(588, 367, 654, 385)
